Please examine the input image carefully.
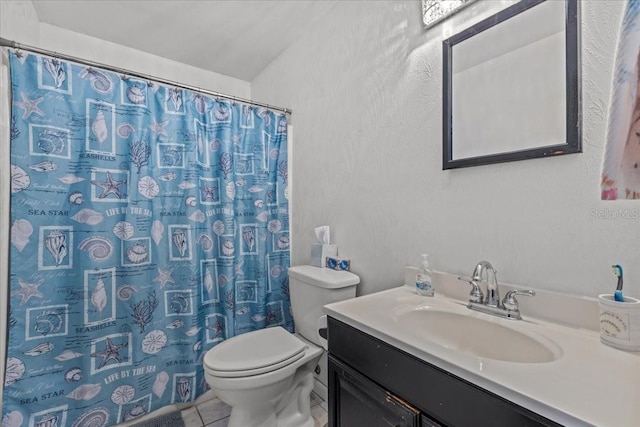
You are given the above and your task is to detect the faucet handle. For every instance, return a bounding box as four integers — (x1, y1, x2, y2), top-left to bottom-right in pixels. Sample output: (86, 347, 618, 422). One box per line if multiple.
(502, 289, 535, 311)
(458, 276, 484, 304)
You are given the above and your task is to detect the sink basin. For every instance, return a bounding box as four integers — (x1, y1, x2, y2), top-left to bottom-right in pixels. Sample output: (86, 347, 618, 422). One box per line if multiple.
(396, 308, 561, 363)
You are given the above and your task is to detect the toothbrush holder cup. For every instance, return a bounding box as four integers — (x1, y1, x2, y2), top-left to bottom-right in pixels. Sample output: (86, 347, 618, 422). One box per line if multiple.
(598, 294, 640, 351)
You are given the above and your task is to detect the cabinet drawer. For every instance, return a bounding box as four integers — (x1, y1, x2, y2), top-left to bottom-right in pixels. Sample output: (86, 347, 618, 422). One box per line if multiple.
(328, 317, 560, 427)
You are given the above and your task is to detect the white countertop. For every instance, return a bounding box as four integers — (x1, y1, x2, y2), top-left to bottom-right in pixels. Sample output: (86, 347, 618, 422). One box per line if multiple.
(324, 285, 640, 427)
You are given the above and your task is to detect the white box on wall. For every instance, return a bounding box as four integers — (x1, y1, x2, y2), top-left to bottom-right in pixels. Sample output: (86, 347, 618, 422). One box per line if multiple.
(310, 244, 337, 268)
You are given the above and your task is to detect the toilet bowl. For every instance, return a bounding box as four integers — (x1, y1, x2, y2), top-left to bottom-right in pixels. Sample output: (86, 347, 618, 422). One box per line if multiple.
(203, 265, 360, 427)
(204, 327, 322, 427)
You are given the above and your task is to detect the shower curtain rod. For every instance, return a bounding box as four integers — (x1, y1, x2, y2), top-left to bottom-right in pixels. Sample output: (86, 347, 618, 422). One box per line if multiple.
(0, 37, 292, 115)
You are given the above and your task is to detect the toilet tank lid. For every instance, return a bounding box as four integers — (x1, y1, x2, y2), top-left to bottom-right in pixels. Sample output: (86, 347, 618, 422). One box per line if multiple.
(288, 265, 360, 289)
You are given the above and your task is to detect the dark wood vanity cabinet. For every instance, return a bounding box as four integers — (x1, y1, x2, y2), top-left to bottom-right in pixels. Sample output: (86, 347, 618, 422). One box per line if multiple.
(327, 317, 562, 427)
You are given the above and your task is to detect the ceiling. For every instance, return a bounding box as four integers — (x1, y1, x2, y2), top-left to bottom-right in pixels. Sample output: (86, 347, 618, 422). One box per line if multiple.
(31, 0, 337, 81)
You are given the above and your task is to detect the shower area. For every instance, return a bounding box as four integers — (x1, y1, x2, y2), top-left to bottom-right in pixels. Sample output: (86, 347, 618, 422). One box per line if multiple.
(0, 41, 293, 427)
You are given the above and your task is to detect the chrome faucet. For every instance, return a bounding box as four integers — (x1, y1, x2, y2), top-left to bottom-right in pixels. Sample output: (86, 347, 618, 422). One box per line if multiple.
(458, 261, 535, 320)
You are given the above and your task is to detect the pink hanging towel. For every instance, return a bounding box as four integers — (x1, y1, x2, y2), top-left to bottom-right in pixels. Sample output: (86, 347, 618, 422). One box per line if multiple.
(602, 0, 640, 200)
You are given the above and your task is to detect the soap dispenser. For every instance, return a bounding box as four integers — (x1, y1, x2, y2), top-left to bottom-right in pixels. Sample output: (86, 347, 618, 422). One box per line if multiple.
(416, 254, 434, 296)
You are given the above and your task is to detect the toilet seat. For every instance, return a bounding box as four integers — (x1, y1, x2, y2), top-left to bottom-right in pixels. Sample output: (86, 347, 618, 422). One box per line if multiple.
(204, 327, 307, 378)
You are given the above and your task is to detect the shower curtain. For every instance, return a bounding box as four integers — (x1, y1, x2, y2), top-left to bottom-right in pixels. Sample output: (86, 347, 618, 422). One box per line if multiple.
(3, 49, 292, 427)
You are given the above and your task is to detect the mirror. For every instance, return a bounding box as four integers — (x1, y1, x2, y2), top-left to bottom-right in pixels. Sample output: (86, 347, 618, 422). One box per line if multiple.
(442, 0, 580, 169)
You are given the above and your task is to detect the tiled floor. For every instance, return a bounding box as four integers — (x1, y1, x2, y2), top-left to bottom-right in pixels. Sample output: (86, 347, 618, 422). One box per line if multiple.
(180, 391, 328, 427)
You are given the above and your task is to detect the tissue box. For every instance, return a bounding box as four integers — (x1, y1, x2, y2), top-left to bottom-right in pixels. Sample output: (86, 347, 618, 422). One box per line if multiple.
(310, 244, 337, 268)
(326, 256, 351, 271)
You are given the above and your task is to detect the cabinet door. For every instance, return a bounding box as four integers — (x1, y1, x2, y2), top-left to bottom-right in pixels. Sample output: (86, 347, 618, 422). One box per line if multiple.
(329, 355, 420, 427)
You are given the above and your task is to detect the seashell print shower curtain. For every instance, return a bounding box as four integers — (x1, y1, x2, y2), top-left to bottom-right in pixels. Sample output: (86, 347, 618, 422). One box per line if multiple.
(3, 49, 292, 426)
(602, 0, 640, 199)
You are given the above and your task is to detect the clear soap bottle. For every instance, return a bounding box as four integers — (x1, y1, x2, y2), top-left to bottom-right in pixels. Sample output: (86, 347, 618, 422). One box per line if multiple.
(416, 254, 434, 296)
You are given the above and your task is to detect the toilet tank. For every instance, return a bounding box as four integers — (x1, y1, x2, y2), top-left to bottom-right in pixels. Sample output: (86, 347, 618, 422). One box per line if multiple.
(288, 265, 359, 347)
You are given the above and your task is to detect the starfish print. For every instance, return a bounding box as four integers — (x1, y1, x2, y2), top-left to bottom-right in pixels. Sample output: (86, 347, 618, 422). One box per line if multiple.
(200, 183, 218, 202)
(149, 117, 169, 137)
(14, 91, 45, 119)
(12, 278, 45, 305)
(91, 337, 127, 369)
(91, 172, 126, 199)
(153, 267, 175, 289)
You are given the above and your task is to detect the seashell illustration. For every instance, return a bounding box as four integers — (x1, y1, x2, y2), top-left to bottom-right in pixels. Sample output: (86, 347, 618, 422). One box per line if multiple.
(271, 265, 284, 277)
(268, 219, 282, 233)
(29, 161, 58, 172)
(71, 208, 104, 225)
(193, 94, 208, 114)
(151, 220, 164, 245)
(254, 199, 264, 208)
(127, 85, 146, 105)
(34, 310, 63, 336)
(138, 175, 160, 199)
(235, 178, 246, 186)
(204, 268, 214, 294)
(221, 239, 234, 257)
(176, 377, 191, 403)
(59, 173, 85, 184)
(91, 278, 107, 314)
(212, 220, 225, 236)
(117, 285, 138, 301)
(153, 371, 170, 398)
(193, 340, 202, 353)
(212, 104, 230, 121)
(248, 185, 264, 193)
(11, 219, 33, 252)
(198, 233, 213, 251)
(71, 407, 109, 427)
(188, 210, 205, 223)
(166, 319, 184, 329)
(11, 165, 30, 193)
(258, 108, 271, 125)
(178, 181, 196, 189)
(91, 110, 108, 145)
(169, 88, 183, 111)
(111, 384, 135, 405)
(4, 357, 25, 385)
(113, 221, 134, 240)
(185, 195, 197, 207)
(209, 138, 221, 151)
(123, 404, 146, 422)
(270, 148, 280, 160)
(162, 148, 182, 167)
(219, 275, 229, 287)
(169, 294, 190, 314)
(226, 181, 235, 200)
(35, 413, 58, 427)
(159, 172, 177, 181)
(45, 230, 68, 266)
(172, 230, 188, 257)
(2, 410, 23, 427)
(79, 67, 114, 94)
(236, 306, 250, 315)
(185, 326, 201, 337)
(78, 236, 113, 262)
(284, 186, 289, 200)
(37, 130, 67, 155)
(68, 383, 102, 400)
(44, 57, 66, 88)
(256, 211, 269, 222)
(126, 243, 148, 264)
(276, 236, 290, 249)
(55, 350, 84, 361)
(65, 367, 83, 383)
(242, 228, 255, 252)
(252, 314, 266, 322)
(142, 330, 167, 354)
(68, 191, 84, 205)
(117, 123, 136, 138)
(24, 342, 54, 356)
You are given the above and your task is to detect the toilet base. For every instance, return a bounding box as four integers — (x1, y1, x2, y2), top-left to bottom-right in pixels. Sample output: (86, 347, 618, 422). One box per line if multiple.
(226, 369, 315, 427)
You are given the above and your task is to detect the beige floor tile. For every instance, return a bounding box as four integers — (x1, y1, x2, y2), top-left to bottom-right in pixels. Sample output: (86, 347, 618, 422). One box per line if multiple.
(197, 397, 232, 424)
(206, 416, 230, 427)
(181, 406, 204, 427)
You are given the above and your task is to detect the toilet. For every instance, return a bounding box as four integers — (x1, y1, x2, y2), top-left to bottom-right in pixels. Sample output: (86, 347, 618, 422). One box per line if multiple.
(203, 265, 360, 427)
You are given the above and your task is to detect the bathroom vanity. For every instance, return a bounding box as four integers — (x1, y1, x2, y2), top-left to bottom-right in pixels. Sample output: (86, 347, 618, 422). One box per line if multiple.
(324, 280, 640, 427)
(327, 317, 559, 426)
